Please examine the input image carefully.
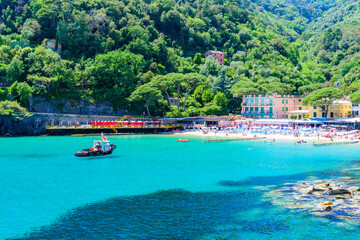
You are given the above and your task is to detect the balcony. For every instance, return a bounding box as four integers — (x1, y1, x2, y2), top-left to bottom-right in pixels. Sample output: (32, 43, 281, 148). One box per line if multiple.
(242, 103, 273, 106)
(241, 111, 273, 114)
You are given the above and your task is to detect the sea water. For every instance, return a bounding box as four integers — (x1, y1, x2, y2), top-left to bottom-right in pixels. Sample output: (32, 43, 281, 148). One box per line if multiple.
(1, 135, 360, 239)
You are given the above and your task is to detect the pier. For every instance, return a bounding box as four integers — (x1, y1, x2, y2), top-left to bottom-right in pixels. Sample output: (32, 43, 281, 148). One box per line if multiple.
(313, 140, 360, 147)
(46, 124, 185, 135)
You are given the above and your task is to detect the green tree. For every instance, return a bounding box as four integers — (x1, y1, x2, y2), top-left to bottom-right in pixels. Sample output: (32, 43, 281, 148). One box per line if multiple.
(193, 53, 202, 65)
(202, 90, 214, 104)
(128, 83, 162, 116)
(230, 80, 265, 98)
(0, 100, 29, 120)
(7, 57, 25, 82)
(302, 87, 344, 118)
(350, 91, 360, 105)
(92, 50, 145, 109)
(182, 73, 206, 111)
(264, 82, 292, 94)
(298, 83, 325, 95)
(213, 92, 228, 115)
(0, 87, 8, 101)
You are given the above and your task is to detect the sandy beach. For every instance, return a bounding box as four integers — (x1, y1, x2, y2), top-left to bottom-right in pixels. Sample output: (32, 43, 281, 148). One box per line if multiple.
(174, 130, 360, 144)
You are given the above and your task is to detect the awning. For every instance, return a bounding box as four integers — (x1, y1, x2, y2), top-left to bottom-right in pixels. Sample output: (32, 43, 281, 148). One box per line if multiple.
(293, 120, 323, 125)
(253, 119, 292, 125)
(288, 110, 309, 114)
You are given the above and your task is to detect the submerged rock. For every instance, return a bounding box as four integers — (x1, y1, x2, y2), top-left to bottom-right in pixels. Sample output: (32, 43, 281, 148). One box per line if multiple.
(269, 176, 360, 222)
(327, 189, 351, 196)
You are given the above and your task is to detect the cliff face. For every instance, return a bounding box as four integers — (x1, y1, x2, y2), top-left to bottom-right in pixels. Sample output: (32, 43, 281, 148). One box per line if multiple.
(0, 115, 48, 136)
(29, 97, 129, 116)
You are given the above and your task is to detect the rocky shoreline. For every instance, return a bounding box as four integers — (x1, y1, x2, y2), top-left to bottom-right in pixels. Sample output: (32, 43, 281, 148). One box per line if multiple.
(267, 176, 360, 222)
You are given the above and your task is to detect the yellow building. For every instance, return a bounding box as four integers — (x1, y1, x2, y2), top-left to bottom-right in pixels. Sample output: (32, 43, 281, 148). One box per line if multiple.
(288, 105, 310, 119)
(308, 100, 352, 119)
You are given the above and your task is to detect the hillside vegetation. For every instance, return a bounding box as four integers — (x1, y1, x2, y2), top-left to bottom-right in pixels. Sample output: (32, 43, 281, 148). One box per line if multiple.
(1, 0, 360, 117)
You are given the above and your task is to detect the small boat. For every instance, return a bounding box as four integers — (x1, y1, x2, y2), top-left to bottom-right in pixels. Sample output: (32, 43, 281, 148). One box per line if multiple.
(177, 139, 190, 142)
(75, 135, 116, 157)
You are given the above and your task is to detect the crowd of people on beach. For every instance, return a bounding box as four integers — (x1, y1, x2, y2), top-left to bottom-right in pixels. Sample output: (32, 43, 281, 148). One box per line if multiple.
(186, 124, 360, 142)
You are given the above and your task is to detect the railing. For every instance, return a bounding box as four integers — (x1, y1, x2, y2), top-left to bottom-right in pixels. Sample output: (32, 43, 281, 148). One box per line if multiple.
(241, 111, 273, 114)
(242, 103, 273, 106)
(46, 124, 185, 129)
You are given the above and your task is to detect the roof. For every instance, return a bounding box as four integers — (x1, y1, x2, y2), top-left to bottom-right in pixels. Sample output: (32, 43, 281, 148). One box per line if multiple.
(206, 50, 224, 54)
(325, 118, 360, 123)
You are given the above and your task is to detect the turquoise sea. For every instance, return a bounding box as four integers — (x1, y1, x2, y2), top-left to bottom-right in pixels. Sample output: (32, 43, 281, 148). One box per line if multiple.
(1, 135, 360, 239)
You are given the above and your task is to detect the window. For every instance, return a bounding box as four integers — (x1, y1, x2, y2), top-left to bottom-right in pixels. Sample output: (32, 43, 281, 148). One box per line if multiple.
(286, 100, 288, 104)
(282, 100, 284, 104)
(261, 99, 264, 105)
(286, 107, 288, 111)
(48, 42, 51, 46)
(340, 106, 342, 109)
(298, 99, 301, 102)
(314, 106, 317, 110)
(299, 107, 302, 110)
(330, 105, 334, 109)
(282, 107, 284, 111)
(330, 112, 334, 118)
(286, 115, 288, 119)
(341, 113, 343, 117)
(313, 112, 317, 117)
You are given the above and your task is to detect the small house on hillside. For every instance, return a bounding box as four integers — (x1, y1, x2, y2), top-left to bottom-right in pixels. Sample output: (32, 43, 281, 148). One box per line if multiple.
(42, 39, 62, 55)
(205, 50, 224, 65)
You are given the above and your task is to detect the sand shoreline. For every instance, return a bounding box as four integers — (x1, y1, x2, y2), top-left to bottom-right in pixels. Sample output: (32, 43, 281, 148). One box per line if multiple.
(174, 131, 360, 144)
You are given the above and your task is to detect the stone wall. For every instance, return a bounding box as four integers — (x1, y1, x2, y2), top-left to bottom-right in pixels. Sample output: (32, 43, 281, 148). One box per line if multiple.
(29, 97, 130, 116)
(0, 113, 122, 136)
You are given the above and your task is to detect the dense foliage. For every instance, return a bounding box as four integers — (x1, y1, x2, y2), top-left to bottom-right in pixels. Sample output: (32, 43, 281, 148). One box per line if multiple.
(1, 0, 360, 117)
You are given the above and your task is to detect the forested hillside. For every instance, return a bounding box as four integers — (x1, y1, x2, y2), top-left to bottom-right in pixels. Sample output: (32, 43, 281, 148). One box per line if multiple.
(1, 0, 360, 118)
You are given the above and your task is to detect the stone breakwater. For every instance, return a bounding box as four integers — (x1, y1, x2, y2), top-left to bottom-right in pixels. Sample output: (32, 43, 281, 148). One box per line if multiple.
(267, 177, 360, 222)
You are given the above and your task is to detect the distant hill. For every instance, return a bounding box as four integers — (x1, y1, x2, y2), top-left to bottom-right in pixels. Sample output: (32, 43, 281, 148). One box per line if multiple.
(1, 0, 360, 116)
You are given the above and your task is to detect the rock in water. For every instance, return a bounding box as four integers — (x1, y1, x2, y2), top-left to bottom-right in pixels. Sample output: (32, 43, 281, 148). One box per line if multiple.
(324, 206, 333, 211)
(327, 189, 351, 195)
(300, 187, 315, 195)
(321, 201, 334, 206)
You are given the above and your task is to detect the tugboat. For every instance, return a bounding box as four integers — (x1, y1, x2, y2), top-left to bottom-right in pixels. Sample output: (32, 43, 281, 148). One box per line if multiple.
(177, 139, 190, 142)
(75, 134, 117, 157)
